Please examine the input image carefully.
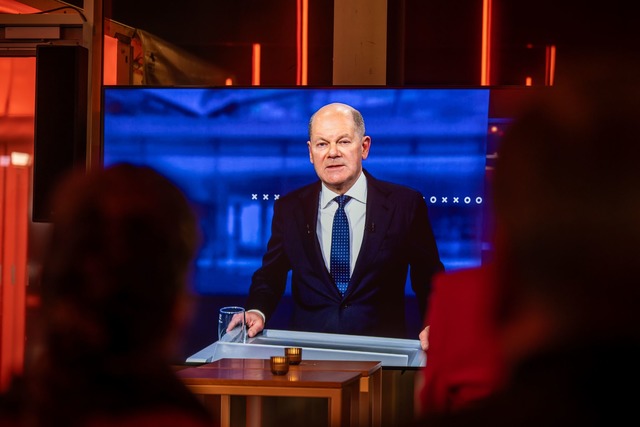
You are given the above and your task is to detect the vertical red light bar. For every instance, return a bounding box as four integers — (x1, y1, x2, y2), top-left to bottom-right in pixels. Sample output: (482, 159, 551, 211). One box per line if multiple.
(0, 155, 7, 392)
(546, 45, 556, 86)
(102, 34, 118, 85)
(296, 0, 309, 85)
(481, 0, 492, 85)
(252, 43, 261, 86)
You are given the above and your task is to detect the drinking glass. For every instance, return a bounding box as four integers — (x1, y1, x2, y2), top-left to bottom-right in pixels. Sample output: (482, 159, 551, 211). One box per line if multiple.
(218, 306, 246, 343)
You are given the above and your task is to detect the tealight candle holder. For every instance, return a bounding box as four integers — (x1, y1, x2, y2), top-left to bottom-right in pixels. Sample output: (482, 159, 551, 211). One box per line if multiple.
(284, 347, 302, 365)
(270, 356, 289, 375)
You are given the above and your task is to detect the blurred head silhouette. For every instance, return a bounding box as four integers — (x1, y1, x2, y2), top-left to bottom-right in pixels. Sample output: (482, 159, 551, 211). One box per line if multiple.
(38, 162, 200, 366)
(492, 54, 640, 362)
(23, 163, 210, 427)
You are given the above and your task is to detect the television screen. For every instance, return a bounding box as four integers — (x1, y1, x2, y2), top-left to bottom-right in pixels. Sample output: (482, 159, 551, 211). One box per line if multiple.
(102, 86, 493, 357)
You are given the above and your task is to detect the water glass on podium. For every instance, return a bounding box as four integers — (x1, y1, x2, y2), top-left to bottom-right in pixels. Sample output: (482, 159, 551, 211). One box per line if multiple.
(218, 306, 247, 343)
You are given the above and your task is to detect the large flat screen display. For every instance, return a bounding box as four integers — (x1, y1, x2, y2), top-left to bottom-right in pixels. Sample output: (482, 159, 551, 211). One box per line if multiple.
(102, 86, 493, 355)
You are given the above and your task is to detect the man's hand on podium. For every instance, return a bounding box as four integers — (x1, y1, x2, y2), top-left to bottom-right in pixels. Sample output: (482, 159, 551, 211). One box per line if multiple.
(419, 325, 430, 351)
(243, 311, 265, 338)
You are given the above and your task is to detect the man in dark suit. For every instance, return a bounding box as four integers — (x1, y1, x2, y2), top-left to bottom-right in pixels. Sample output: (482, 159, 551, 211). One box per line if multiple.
(241, 102, 444, 339)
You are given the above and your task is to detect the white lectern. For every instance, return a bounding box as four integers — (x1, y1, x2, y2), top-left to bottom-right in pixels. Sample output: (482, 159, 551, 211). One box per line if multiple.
(186, 328, 426, 367)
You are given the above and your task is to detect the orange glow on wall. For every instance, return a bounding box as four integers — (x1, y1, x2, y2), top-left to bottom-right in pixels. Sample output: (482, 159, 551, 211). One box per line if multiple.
(0, 55, 34, 391)
(0, 0, 38, 13)
(0, 160, 30, 392)
(0, 57, 36, 117)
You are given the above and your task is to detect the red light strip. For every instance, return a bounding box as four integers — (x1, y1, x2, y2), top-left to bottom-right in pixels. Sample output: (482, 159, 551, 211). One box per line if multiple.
(252, 43, 261, 86)
(546, 45, 556, 86)
(481, 0, 492, 85)
(296, 0, 308, 85)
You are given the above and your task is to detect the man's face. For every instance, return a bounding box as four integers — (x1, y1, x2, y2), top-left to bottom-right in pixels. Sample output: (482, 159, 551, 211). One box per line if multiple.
(307, 105, 371, 194)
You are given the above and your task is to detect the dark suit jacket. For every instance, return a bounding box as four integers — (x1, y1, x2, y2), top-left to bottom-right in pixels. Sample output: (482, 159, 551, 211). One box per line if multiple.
(247, 170, 444, 338)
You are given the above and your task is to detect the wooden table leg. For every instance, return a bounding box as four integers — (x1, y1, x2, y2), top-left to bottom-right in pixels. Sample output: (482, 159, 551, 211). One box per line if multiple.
(327, 389, 343, 427)
(371, 369, 382, 427)
(349, 380, 360, 427)
(220, 395, 231, 427)
(359, 377, 369, 426)
(246, 396, 262, 427)
(327, 382, 359, 427)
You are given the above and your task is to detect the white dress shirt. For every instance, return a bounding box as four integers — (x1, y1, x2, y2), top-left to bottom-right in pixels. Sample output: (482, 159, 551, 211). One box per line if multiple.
(318, 171, 368, 276)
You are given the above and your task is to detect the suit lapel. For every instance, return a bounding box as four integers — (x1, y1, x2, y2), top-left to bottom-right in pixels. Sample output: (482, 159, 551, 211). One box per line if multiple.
(349, 174, 394, 292)
(298, 183, 334, 286)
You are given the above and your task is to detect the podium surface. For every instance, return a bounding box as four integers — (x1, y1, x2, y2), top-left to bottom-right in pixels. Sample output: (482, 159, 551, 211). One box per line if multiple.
(186, 329, 426, 367)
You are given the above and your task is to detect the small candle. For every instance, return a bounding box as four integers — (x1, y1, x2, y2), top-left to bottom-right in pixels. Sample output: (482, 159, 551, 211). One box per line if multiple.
(284, 347, 302, 365)
(270, 356, 289, 375)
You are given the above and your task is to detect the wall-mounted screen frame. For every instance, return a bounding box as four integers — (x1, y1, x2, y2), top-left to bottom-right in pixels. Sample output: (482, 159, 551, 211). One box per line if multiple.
(102, 86, 498, 356)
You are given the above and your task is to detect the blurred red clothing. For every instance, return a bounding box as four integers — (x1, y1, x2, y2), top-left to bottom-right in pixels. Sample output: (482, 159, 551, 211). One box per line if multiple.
(415, 265, 505, 416)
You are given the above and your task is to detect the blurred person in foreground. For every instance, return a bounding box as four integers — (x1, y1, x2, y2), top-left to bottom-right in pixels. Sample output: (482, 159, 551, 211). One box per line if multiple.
(411, 55, 640, 426)
(414, 148, 504, 414)
(238, 102, 444, 340)
(2, 163, 215, 427)
(414, 264, 505, 417)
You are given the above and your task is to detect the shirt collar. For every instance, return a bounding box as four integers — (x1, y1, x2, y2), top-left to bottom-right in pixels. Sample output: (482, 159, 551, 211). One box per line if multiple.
(320, 171, 367, 208)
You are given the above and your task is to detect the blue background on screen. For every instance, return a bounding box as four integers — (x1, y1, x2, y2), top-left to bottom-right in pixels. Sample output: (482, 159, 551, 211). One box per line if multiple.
(103, 87, 490, 299)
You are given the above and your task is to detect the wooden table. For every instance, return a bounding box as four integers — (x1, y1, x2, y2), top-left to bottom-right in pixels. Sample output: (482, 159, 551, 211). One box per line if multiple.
(177, 363, 361, 427)
(203, 358, 383, 427)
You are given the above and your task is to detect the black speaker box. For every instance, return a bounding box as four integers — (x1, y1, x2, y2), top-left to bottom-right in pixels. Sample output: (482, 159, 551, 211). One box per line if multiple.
(33, 44, 88, 223)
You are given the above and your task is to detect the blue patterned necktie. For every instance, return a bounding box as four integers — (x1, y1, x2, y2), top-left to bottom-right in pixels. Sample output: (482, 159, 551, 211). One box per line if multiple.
(330, 195, 351, 296)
